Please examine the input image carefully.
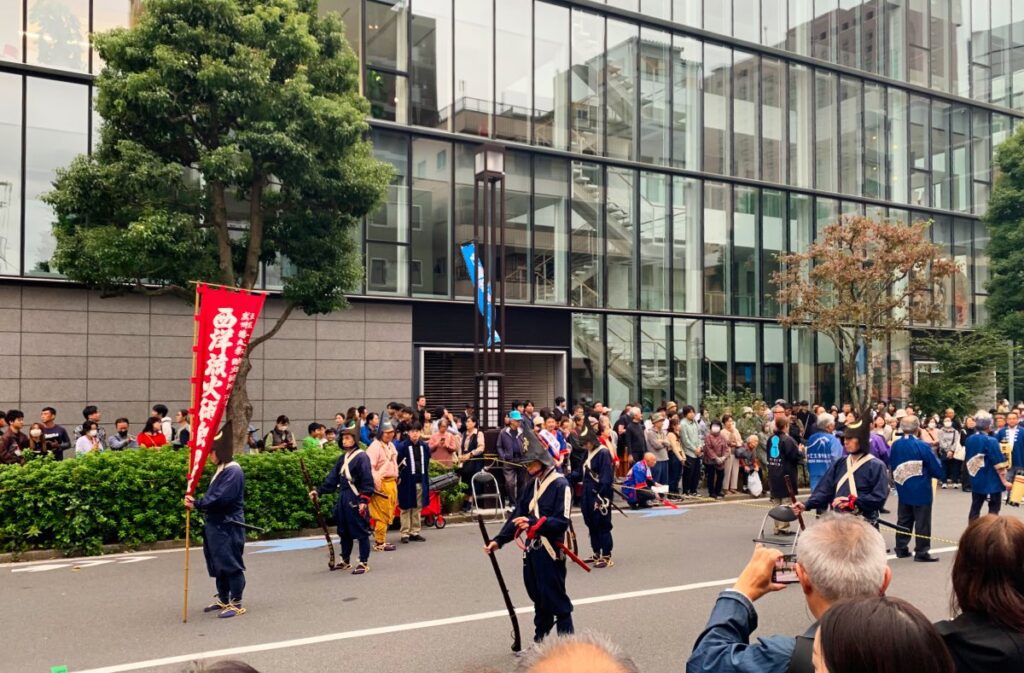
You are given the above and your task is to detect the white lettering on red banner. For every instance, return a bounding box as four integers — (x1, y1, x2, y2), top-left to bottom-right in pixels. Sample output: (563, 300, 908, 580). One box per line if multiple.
(185, 286, 267, 496)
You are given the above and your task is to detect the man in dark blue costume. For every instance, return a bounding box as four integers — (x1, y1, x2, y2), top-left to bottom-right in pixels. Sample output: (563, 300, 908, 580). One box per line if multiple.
(396, 422, 431, 543)
(575, 433, 614, 568)
(184, 427, 247, 618)
(484, 427, 575, 643)
(792, 418, 890, 525)
(310, 428, 374, 574)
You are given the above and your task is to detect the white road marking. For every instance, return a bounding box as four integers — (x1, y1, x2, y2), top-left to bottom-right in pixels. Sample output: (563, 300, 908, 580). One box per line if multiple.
(10, 557, 157, 573)
(70, 545, 959, 673)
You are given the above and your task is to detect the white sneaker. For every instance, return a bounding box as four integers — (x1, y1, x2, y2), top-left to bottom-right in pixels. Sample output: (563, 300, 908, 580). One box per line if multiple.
(941, 483, 948, 489)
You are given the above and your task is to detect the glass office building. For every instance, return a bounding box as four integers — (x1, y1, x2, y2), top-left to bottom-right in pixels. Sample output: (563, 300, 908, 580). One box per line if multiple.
(0, 0, 1020, 415)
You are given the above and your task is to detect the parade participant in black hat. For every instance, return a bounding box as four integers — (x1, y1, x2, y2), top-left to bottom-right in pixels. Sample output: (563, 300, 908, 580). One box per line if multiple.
(575, 433, 615, 568)
(792, 418, 890, 524)
(184, 426, 248, 618)
(310, 427, 374, 574)
(485, 426, 575, 642)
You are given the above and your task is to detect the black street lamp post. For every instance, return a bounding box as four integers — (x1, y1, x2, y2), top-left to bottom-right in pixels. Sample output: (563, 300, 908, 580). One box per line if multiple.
(472, 145, 506, 430)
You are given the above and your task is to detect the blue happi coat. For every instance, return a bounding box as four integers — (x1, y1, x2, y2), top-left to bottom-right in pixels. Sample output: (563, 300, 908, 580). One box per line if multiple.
(198, 461, 246, 577)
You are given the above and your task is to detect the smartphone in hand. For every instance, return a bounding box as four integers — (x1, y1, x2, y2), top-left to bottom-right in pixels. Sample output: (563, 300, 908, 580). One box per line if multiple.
(772, 554, 800, 584)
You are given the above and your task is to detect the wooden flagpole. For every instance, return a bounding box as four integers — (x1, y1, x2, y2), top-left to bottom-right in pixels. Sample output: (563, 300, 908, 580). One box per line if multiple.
(183, 284, 202, 623)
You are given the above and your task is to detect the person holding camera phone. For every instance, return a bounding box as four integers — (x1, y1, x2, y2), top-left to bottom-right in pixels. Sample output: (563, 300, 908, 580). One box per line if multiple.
(687, 515, 891, 673)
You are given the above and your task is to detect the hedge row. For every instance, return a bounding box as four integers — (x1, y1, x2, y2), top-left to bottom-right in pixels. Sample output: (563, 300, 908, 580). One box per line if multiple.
(0, 447, 463, 556)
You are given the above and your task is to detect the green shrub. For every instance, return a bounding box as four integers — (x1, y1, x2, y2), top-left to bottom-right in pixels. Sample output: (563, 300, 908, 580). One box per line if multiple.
(0, 446, 468, 556)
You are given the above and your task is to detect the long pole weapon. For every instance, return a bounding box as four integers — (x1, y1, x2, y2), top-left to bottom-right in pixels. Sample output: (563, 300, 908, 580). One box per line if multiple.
(300, 457, 337, 570)
(182, 285, 200, 623)
(478, 514, 522, 653)
(784, 475, 806, 531)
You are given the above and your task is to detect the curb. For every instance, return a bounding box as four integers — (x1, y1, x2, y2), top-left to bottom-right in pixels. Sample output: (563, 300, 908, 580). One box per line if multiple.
(0, 493, 765, 564)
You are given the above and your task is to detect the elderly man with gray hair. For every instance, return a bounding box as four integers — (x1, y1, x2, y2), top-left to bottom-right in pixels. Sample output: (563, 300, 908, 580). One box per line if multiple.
(517, 631, 638, 673)
(963, 410, 1011, 520)
(686, 514, 891, 673)
(888, 414, 945, 562)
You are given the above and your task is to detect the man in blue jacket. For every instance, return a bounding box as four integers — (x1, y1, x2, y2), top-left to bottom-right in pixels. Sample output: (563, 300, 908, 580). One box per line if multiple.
(804, 413, 842, 492)
(686, 514, 891, 673)
(964, 411, 1011, 521)
(889, 415, 945, 562)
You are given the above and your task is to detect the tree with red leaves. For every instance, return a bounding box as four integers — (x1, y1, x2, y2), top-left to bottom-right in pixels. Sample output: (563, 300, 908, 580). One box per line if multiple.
(773, 216, 960, 418)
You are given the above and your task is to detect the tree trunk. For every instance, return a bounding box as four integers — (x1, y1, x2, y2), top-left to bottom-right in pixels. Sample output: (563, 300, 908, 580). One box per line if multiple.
(227, 355, 254, 454)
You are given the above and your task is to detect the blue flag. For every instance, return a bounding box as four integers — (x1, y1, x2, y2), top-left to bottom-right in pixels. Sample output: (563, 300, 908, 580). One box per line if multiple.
(460, 242, 501, 347)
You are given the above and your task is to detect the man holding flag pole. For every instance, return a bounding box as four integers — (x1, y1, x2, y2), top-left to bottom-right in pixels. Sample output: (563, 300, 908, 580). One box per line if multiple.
(182, 283, 267, 622)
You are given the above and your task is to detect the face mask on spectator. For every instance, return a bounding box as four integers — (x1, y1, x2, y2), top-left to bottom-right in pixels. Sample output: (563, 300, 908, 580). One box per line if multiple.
(943, 420, 952, 428)
(928, 421, 937, 430)
(88, 429, 98, 438)
(277, 424, 288, 432)
(30, 429, 41, 438)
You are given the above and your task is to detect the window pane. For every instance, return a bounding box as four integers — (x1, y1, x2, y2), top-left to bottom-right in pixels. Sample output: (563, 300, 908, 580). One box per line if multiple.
(816, 332, 837, 405)
(839, 77, 862, 196)
(0, 74, 21, 276)
(860, 0, 884, 75)
(762, 190, 785, 318)
(607, 314, 637, 411)
(365, 0, 408, 71)
(789, 0, 813, 56)
(815, 70, 837, 193)
(639, 28, 670, 166)
(813, 0, 838, 63)
(672, 176, 701, 313)
(704, 0, 732, 36)
(673, 317, 701, 405)
(930, 0, 950, 92)
(952, 218, 971, 327)
(25, 78, 88, 276)
(607, 0, 639, 10)
(27, 0, 88, 72)
(705, 321, 729, 394)
(674, 0, 702, 27)
(503, 151, 531, 303)
(642, 0, 672, 19)
(734, 323, 758, 392)
(534, 2, 569, 150)
(950, 105, 969, 212)
(763, 324, 785, 403)
(367, 129, 408, 244)
(453, 0, 491, 136)
(454, 144, 474, 298)
(838, 0, 862, 69)
(864, 83, 886, 199)
(572, 313, 605, 404)
(733, 186, 758, 317)
(952, 0, 970, 97)
(91, 0, 134, 72)
(410, 0, 452, 130)
(366, 70, 408, 122)
(909, 94, 929, 206)
(641, 316, 671, 410)
(888, 87, 908, 204)
(534, 156, 568, 304)
(992, 0, 1011, 108)
(1012, 0, 1024, 111)
(671, 35, 702, 171)
(733, 50, 758, 180)
(789, 63, 812, 188)
(932, 100, 950, 210)
(932, 215, 953, 327)
(816, 197, 838, 238)
(887, 0, 906, 80)
(789, 192, 813, 258)
(762, 57, 785, 184)
(571, 10, 604, 156)
(704, 181, 729, 316)
(495, 0, 531, 144)
(0, 0, 21, 63)
(606, 19, 637, 161)
(790, 326, 813, 401)
(640, 172, 668, 311)
(606, 166, 635, 310)
(734, 0, 760, 43)
(320, 1, 361, 62)
(704, 44, 731, 176)
(570, 160, 603, 307)
(367, 241, 408, 294)
(973, 218, 989, 292)
(761, 0, 787, 47)
(411, 138, 450, 298)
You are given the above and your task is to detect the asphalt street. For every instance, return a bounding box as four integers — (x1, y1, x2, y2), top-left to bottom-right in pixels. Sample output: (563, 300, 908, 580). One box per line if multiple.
(3, 488, 1018, 673)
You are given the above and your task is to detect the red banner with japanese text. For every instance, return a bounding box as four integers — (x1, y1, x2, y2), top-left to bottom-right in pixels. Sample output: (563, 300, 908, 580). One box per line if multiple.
(185, 285, 266, 496)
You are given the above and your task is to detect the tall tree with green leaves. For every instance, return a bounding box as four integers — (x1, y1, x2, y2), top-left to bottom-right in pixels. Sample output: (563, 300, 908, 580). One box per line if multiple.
(774, 216, 959, 418)
(985, 126, 1024, 343)
(44, 0, 391, 449)
(909, 331, 1014, 416)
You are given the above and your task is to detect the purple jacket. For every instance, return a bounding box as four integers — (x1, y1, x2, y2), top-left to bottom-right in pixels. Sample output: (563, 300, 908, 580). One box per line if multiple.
(869, 432, 890, 466)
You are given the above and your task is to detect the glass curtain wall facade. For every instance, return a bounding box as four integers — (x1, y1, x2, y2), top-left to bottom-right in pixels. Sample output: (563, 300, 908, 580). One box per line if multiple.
(3, 0, 1021, 410)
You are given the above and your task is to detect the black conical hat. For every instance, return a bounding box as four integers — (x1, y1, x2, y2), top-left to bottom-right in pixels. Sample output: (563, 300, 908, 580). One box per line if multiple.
(841, 418, 870, 451)
(519, 425, 555, 468)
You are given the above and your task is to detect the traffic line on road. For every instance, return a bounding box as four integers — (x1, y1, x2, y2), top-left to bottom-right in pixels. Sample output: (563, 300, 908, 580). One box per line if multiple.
(11, 557, 157, 573)
(68, 546, 960, 673)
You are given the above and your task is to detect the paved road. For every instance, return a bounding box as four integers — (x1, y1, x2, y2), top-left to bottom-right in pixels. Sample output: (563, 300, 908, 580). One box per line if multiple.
(3, 489, 1017, 673)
